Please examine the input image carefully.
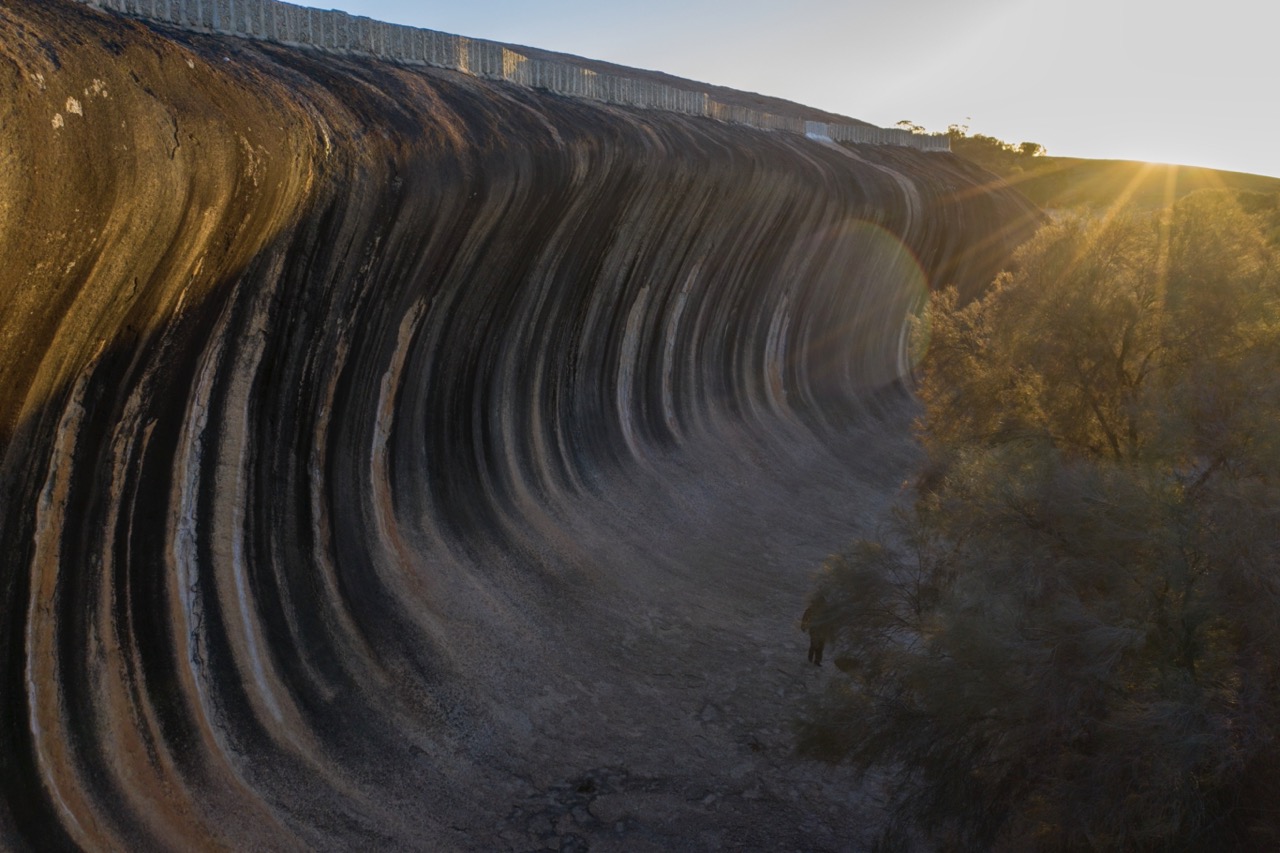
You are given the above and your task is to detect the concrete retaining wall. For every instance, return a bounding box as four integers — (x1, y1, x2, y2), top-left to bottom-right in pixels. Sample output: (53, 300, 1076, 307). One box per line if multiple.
(79, 0, 949, 152)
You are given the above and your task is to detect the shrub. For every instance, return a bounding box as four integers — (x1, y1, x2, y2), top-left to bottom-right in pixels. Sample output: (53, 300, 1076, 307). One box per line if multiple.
(800, 193, 1280, 850)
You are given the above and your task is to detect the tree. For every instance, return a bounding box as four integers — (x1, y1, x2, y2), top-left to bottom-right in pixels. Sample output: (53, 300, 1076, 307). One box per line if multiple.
(1018, 141, 1046, 157)
(799, 194, 1280, 850)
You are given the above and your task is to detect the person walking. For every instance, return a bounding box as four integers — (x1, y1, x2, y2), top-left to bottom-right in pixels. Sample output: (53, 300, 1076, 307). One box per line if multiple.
(801, 594, 831, 666)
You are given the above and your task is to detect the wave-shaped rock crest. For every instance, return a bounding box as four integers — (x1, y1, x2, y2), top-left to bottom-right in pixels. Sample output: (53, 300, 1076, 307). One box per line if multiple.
(0, 1, 1039, 847)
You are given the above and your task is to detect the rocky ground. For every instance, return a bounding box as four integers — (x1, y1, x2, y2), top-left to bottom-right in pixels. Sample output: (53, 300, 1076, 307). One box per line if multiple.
(425, 410, 921, 851)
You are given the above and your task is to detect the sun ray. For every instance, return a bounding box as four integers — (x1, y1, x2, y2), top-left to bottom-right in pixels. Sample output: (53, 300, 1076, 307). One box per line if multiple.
(1152, 164, 1179, 308)
(1093, 160, 1159, 229)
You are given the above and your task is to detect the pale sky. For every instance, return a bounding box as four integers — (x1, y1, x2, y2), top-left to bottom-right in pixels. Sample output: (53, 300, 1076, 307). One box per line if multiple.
(323, 0, 1279, 179)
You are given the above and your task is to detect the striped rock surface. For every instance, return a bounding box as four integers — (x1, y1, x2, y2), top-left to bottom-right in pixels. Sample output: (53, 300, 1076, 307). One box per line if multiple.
(0, 1, 1039, 848)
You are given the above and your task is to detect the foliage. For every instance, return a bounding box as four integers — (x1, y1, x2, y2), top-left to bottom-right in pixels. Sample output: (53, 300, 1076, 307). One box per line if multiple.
(898, 119, 1048, 175)
(946, 123, 1050, 177)
(799, 193, 1280, 850)
(1237, 191, 1280, 247)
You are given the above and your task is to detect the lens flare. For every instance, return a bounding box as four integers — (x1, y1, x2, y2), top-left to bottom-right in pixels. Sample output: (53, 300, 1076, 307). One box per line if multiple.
(782, 219, 930, 404)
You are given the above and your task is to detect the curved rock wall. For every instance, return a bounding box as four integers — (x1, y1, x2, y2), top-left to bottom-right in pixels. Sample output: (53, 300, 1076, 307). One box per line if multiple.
(0, 1, 1039, 848)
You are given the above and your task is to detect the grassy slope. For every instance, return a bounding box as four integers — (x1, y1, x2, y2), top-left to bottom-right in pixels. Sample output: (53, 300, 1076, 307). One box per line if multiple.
(951, 135, 1280, 214)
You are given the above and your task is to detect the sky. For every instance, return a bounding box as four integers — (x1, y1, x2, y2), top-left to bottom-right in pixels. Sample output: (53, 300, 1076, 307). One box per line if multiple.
(322, 0, 1279, 179)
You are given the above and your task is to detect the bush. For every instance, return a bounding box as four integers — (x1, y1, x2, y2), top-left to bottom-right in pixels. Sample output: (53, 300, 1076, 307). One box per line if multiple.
(800, 193, 1280, 850)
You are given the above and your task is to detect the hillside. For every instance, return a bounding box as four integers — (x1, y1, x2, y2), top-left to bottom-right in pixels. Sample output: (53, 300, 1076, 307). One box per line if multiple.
(950, 133, 1280, 212)
(0, 0, 1037, 848)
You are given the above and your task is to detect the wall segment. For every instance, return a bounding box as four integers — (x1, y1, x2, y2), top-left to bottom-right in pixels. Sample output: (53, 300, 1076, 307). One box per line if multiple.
(77, 0, 949, 151)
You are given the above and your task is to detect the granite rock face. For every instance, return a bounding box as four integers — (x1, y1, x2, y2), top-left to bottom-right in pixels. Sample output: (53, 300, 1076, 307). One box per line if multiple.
(0, 1, 1039, 848)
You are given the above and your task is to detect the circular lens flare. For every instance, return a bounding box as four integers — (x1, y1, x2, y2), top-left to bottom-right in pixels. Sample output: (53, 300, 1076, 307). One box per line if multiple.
(784, 219, 931, 397)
